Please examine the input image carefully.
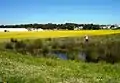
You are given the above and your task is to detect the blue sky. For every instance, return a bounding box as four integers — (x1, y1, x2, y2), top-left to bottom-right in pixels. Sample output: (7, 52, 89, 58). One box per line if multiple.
(0, 0, 119, 25)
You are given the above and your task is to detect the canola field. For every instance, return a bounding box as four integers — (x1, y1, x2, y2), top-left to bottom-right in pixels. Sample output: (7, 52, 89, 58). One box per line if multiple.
(0, 30, 120, 39)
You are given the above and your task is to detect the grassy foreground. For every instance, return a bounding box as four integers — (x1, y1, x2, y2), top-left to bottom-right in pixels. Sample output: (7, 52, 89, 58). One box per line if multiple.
(0, 30, 120, 39)
(0, 50, 120, 83)
(0, 30, 120, 83)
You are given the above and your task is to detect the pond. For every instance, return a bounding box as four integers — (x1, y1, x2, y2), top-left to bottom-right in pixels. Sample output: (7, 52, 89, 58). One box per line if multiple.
(53, 51, 68, 60)
(53, 51, 87, 61)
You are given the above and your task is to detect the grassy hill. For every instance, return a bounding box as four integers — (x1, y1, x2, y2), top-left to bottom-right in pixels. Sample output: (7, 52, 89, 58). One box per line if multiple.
(0, 50, 120, 83)
(0, 30, 120, 83)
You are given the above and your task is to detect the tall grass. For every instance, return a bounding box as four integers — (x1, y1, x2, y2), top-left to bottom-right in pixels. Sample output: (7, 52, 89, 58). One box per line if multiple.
(3, 33, 120, 63)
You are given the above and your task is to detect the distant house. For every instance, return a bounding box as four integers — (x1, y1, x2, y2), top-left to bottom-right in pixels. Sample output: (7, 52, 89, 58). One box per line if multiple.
(111, 25, 118, 29)
(79, 26, 83, 29)
(102, 26, 107, 29)
(106, 26, 111, 29)
(74, 26, 83, 30)
(37, 28, 44, 31)
(100, 25, 111, 29)
(118, 25, 120, 27)
(53, 28, 58, 31)
(0, 28, 44, 32)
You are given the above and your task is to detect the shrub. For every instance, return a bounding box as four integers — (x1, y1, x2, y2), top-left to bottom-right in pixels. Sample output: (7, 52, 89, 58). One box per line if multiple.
(85, 47, 99, 63)
(10, 38, 18, 43)
(42, 48, 49, 55)
(15, 41, 26, 49)
(26, 45, 34, 54)
(4, 34, 120, 64)
(104, 41, 120, 63)
(4, 30, 9, 32)
(5, 43, 13, 49)
(46, 38, 52, 41)
(52, 43, 57, 49)
(33, 39, 44, 49)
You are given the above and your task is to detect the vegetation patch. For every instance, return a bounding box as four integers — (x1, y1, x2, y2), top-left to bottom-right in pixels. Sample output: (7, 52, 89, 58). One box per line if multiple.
(0, 50, 120, 83)
(0, 31, 120, 83)
(3, 33, 120, 63)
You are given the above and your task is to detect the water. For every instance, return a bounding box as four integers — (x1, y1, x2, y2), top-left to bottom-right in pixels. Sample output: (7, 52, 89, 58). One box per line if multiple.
(53, 51, 87, 61)
(78, 52, 87, 61)
(53, 52, 68, 60)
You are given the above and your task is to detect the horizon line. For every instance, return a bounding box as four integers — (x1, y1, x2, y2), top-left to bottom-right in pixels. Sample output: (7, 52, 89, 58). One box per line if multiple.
(0, 22, 118, 26)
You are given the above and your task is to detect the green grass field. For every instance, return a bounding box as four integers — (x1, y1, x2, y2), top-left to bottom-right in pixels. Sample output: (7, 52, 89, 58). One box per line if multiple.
(0, 30, 120, 83)
(0, 50, 120, 83)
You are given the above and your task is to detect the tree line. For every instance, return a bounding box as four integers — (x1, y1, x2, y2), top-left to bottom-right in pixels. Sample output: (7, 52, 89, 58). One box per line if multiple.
(0, 23, 118, 30)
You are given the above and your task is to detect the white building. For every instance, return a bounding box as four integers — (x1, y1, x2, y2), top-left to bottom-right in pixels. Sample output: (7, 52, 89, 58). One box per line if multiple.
(0, 28, 44, 32)
(100, 25, 111, 29)
(36, 28, 44, 31)
(118, 25, 120, 27)
(74, 26, 83, 30)
(0, 28, 28, 32)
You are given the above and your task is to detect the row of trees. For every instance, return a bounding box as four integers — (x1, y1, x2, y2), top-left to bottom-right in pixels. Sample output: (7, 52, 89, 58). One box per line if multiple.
(0, 23, 117, 30)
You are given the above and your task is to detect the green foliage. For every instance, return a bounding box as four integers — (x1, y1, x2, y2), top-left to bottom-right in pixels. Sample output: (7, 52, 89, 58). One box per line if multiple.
(0, 23, 102, 30)
(15, 41, 26, 49)
(0, 50, 120, 83)
(3, 33, 120, 63)
(1, 33, 120, 83)
(10, 38, 18, 43)
(5, 43, 13, 49)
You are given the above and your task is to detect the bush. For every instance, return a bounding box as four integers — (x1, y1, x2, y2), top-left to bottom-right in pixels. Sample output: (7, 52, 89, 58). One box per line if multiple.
(10, 38, 18, 43)
(46, 38, 52, 41)
(24, 39, 44, 56)
(83, 41, 120, 63)
(84, 45, 99, 63)
(5, 43, 13, 49)
(104, 41, 120, 63)
(4, 30, 9, 32)
(33, 39, 44, 48)
(15, 41, 26, 49)
(42, 47, 50, 56)
(4, 35, 120, 63)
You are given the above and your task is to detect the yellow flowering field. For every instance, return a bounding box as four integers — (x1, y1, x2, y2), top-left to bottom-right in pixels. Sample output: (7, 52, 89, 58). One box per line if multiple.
(0, 30, 119, 39)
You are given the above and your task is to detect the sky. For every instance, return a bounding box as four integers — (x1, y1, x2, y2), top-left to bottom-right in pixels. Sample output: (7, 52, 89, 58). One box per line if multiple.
(0, 0, 120, 25)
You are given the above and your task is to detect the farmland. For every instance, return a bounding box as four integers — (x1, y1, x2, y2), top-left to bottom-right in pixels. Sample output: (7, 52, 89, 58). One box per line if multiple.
(0, 30, 120, 83)
(0, 30, 119, 39)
